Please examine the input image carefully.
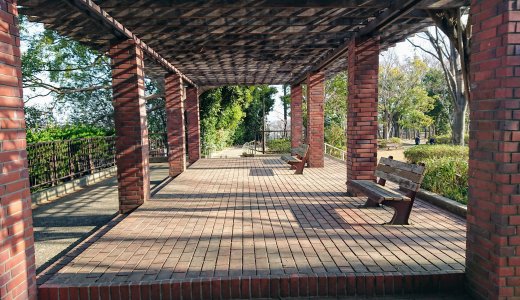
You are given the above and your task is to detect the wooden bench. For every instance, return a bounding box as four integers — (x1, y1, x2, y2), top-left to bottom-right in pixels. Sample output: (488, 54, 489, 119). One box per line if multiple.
(348, 156, 426, 225)
(280, 144, 309, 174)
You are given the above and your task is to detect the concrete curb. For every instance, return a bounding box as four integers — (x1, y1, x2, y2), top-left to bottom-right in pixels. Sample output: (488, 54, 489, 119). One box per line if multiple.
(417, 189, 467, 218)
(31, 167, 117, 208)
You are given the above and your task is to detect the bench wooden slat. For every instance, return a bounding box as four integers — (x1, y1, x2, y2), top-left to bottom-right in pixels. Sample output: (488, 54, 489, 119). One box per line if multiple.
(350, 157, 426, 225)
(375, 164, 423, 183)
(375, 170, 420, 191)
(352, 181, 394, 200)
(380, 157, 425, 174)
(350, 180, 410, 201)
(295, 144, 308, 157)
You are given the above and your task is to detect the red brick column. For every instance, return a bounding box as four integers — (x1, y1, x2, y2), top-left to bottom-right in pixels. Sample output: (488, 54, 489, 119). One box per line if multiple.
(346, 37, 379, 193)
(110, 39, 150, 214)
(290, 84, 303, 151)
(0, 1, 37, 299)
(467, 1, 520, 298)
(165, 73, 186, 176)
(306, 72, 325, 167)
(185, 87, 200, 164)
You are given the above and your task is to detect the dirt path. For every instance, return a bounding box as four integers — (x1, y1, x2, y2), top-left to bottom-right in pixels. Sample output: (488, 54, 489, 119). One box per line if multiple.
(377, 140, 415, 162)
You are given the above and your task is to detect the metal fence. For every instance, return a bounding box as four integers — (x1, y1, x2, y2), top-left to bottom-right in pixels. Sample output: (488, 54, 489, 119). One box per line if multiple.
(149, 133, 168, 158)
(27, 134, 170, 191)
(27, 136, 116, 191)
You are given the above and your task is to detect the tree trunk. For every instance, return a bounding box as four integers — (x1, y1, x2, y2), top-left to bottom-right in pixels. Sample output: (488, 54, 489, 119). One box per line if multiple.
(451, 104, 467, 145)
(394, 126, 400, 138)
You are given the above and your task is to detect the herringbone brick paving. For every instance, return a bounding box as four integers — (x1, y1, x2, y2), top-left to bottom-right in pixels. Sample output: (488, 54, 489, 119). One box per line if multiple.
(39, 157, 466, 298)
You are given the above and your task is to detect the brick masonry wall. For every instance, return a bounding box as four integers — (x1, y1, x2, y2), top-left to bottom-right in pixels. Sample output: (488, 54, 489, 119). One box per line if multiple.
(290, 84, 303, 151)
(37, 272, 465, 300)
(0, 1, 37, 299)
(185, 87, 200, 164)
(306, 72, 325, 168)
(109, 39, 150, 214)
(346, 37, 379, 192)
(467, 1, 520, 299)
(165, 73, 186, 176)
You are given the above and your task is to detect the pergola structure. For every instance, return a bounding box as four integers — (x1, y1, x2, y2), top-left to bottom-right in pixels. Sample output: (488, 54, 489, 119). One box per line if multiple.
(0, 0, 517, 299)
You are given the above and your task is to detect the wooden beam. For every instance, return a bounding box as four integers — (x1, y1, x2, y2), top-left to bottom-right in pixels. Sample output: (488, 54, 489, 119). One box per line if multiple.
(65, 0, 197, 87)
(94, 0, 390, 9)
(290, 0, 425, 85)
(19, 0, 466, 86)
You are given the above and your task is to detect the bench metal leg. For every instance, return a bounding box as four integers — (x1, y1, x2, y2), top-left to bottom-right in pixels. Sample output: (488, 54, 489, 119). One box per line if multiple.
(382, 200, 412, 225)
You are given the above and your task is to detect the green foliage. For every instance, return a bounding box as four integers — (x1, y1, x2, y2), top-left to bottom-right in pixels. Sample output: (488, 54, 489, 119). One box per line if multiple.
(423, 67, 452, 135)
(404, 145, 468, 163)
(21, 17, 113, 128)
(26, 124, 113, 143)
(325, 123, 346, 149)
(379, 55, 436, 138)
(200, 86, 276, 151)
(267, 138, 291, 153)
(421, 158, 468, 204)
(323, 71, 347, 149)
(325, 71, 347, 125)
(434, 134, 469, 145)
(235, 86, 277, 144)
(404, 144, 468, 204)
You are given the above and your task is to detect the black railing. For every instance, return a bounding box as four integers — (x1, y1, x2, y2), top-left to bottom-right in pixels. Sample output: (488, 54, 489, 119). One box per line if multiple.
(149, 133, 168, 158)
(27, 136, 116, 191)
(27, 134, 170, 191)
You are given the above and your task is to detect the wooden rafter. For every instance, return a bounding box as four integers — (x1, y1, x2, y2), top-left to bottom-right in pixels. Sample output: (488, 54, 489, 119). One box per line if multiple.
(19, 0, 467, 86)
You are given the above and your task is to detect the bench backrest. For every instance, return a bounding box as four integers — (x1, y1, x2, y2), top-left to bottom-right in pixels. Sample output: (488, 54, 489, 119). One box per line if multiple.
(295, 144, 309, 158)
(375, 157, 426, 191)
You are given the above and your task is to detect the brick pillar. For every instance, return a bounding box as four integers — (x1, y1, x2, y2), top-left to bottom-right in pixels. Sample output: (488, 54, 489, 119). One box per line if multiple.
(110, 39, 150, 214)
(306, 72, 325, 167)
(0, 1, 37, 299)
(185, 87, 200, 164)
(467, 1, 520, 298)
(165, 73, 186, 176)
(346, 37, 379, 194)
(290, 84, 303, 151)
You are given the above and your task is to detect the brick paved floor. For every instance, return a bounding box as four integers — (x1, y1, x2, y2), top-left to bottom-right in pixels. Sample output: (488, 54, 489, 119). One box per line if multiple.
(39, 157, 466, 299)
(34, 163, 170, 271)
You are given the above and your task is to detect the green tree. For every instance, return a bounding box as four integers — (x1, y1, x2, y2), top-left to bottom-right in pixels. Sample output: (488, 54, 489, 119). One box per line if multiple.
(324, 71, 347, 148)
(21, 17, 113, 128)
(236, 86, 277, 143)
(409, 7, 471, 145)
(379, 55, 435, 139)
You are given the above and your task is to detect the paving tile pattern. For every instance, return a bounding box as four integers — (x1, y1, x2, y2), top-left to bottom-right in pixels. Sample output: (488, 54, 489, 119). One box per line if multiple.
(39, 157, 466, 298)
(34, 163, 170, 271)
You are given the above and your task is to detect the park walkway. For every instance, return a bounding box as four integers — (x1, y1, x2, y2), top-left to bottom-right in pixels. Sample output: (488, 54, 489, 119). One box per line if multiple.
(38, 156, 466, 299)
(34, 163, 170, 271)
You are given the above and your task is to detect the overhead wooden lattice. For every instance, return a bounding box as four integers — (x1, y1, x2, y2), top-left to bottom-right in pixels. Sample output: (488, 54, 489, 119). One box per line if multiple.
(19, 0, 468, 86)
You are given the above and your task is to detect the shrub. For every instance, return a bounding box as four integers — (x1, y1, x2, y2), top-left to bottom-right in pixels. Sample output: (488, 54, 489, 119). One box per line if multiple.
(404, 145, 468, 163)
(27, 124, 113, 143)
(434, 134, 469, 145)
(421, 157, 468, 204)
(267, 138, 290, 153)
(378, 137, 402, 149)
